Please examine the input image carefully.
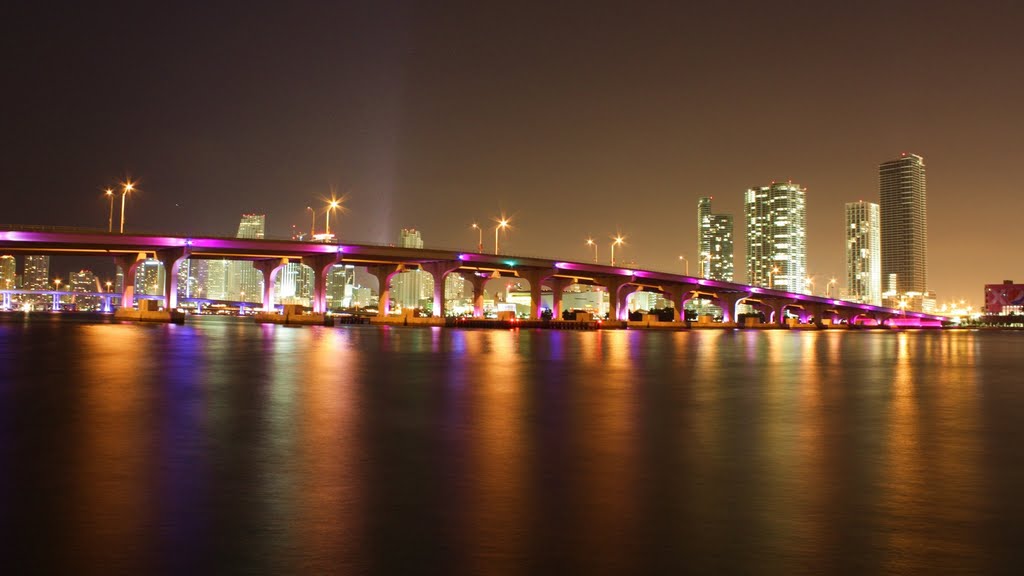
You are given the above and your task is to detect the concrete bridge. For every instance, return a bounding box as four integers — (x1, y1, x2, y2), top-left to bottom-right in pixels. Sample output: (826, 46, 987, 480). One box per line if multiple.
(0, 226, 949, 327)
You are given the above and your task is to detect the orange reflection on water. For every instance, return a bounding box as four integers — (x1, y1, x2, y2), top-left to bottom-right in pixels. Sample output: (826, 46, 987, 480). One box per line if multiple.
(464, 330, 530, 573)
(72, 324, 152, 571)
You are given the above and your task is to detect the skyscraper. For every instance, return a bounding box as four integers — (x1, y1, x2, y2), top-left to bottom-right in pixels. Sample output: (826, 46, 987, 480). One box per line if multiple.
(326, 264, 355, 309)
(0, 255, 16, 289)
(697, 197, 734, 281)
(23, 255, 50, 290)
(392, 228, 428, 309)
(69, 269, 101, 311)
(879, 153, 927, 300)
(745, 182, 807, 292)
(845, 201, 881, 305)
(229, 213, 265, 302)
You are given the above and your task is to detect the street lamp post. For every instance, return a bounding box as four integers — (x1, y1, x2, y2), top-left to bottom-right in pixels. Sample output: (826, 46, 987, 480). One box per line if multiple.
(494, 218, 509, 255)
(586, 238, 597, 262)
(105, 188, 114, 232)
(119, 180, 134, 234)
(325, 199, 340, 238)
(611, 235, 624, 266)
(678, 255, 688, 275)
(826, 278, 837, 298)
(306, 206, 315, 237)
(768, 266, 780, 289)
(471, 223, 483, 253)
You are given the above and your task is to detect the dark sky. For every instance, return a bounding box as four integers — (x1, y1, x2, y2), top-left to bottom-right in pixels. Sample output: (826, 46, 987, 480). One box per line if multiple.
(4, 1, 1022, 303)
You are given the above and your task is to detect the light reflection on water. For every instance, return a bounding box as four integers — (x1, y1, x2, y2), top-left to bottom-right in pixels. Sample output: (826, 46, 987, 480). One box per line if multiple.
(0, 318, 1020, 574)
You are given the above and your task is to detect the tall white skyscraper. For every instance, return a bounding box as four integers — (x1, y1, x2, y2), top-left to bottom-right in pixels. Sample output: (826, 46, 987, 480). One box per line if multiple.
(845, 201, 881, 305)
(745, 182, 807, 293)
(229, 213, 265, 302)
(392, 228, 428, 309)
(880, 153, 927, 299)
(697, 197, 734, 281)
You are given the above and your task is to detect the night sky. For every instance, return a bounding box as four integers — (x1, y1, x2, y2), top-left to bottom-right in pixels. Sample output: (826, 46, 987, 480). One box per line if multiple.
(4, 1, 1022, 303)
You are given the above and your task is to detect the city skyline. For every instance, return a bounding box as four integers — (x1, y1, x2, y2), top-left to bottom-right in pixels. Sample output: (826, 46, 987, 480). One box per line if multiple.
(3, 3, 1021, 303)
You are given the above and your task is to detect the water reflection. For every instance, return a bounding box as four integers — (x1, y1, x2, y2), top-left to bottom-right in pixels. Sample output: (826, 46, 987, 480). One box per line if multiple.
(0, 321, 1017, 573)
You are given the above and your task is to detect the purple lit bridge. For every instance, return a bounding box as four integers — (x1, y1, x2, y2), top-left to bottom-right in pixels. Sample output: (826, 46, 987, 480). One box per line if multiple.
(0, 227, 949, 327)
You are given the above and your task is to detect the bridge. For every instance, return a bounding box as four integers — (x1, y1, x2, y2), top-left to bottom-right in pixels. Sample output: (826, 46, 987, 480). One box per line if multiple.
(0, 226, 949, 327)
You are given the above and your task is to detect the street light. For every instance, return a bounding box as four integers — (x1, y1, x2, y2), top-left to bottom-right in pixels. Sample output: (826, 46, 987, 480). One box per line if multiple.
(306, 206, 315, 237)
(494, 217, 510, 255)
(768, 266, 780, 289)
(105, 280, 112, 292)
(678, 255, 688, 275)
(826, 277, 837, 298)
(586, 238, 597, 262)
(471, 223, 483, 253)
(119, 180, 135, 234)
(804, 277, 814, 295)
(611, 235, 625, 266)
(325, 198, 341, 238)
(105, 188, 114, 232)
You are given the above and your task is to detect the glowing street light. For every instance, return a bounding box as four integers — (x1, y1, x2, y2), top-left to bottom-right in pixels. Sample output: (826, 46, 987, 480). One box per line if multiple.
(494, 217, 510, 255)
(105, 280, 112, 292)
(586, 238, 598, 262)
(471, 223, 483, 253)
(826, 277, 837, 298)
(119, 180, 135, 234)
(325, 198, 341, 238)
(610, 235, 625, 266)
(306, 206, 315, 237)
(104, 188, 114, 233)
(768, 266, 780, 289)
(678, 255, 689, 275)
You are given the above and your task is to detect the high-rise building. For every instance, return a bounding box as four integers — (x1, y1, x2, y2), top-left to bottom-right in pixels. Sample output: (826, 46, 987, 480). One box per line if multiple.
(135, 259, 164, 296)
(745, 182, 807, 293)
(697, 197, 734, 281)
(845, 201, 881, 305)
(326, 264, 356, 310)
(392, 228, 427, 309)
(0, 255, 16, 290)
(23, 255, 50, 290)
(230, 214, 265, 302)
(69, 269, 101, 311)
(880, 153, 927, 303)
(206, 260, 230, 300)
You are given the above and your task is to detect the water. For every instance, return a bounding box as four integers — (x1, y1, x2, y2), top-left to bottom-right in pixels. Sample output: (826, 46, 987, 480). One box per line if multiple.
(2, 315, 1023, 574)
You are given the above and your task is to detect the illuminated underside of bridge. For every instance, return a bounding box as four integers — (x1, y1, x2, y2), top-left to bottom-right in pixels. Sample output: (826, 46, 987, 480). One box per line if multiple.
(0, 227, 949, 326)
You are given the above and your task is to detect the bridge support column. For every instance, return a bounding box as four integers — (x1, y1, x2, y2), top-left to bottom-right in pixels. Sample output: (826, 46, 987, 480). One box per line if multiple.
(804, 303, 826, 328)
(368, 264, 404, 317)
(715, 292, 750, 324)
(421, 260, 463, 318)
(254, 258, 290, 312)
(521, 268, 558, 319)
(155, 247, 190, 310)
(301, 253, 343, 314)
(461, 272, 488, 317)
(596, 277, 633, 321)
(114, 252, 147, 310)
(544, 277, 574, 319)
(664, 284, 698, 322)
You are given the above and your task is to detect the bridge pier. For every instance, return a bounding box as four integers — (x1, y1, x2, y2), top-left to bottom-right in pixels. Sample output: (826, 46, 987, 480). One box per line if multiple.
(421, 260, 462, 318)
(254, 258, 290, 312)
(517, 268, 556, 319)
(368, 264, 404, 317)
(714, 292, 750, 324)
(544, 277, 574, 319)
(664, 283, 698, 322)
(114, 252, 148, 309)
(301, 253, 343, 314)
(461, 271, 488, 317)
(155, 247, 190, 310)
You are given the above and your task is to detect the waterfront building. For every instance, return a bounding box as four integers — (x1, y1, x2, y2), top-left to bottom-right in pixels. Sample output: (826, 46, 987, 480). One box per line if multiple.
(326, 264, 356, 310)
(206, 260, 230, 300)
(985, 281, 1024, 315)
(392, 228, 428, 310)
(745, 182, 807, 293)
(0, 255, 16, 289)
(844, 201, 881, 305)
(697, 197, 735, 281)
(229, 213, 265, 302)
(23, 255, 50, 290)
(69, 269, 101, 311)
(880, 153, 928, 308)
(135, 259, 164, 296)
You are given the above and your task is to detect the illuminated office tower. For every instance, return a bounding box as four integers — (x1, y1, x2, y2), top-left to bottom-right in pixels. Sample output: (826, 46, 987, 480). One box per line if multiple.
(0, 255, 16, 289)
(326, 264, 356, 310)
(845, 201, 881, 305)
(745, 182, 807, 292)
(69, 269, 101, 311)
(229, 213, 265, 302)
(697, 197, 734, 281)
(206, 260, 230, 300)
(880, 153, 927, 302)
(23, 255, 50, 290)
(135, 259, 164, 296)
(392, 228, 427, 309)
